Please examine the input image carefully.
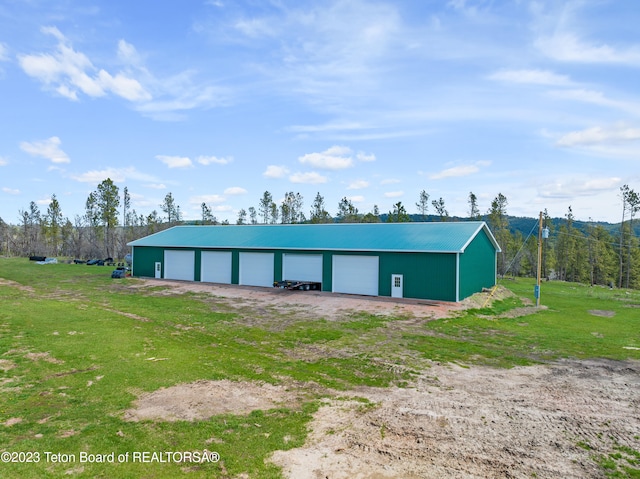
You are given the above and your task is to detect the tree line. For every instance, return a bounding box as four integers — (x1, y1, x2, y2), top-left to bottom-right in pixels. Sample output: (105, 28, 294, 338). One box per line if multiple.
(0, 179, 638, 289)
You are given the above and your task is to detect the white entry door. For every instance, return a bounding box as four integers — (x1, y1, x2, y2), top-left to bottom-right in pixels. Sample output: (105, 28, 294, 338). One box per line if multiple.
(154, 262, 162, 279)
(391, 274, 403, 298)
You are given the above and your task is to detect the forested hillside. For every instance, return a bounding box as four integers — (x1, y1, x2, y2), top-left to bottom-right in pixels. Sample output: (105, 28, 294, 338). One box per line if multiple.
(1, 181, 638, 289)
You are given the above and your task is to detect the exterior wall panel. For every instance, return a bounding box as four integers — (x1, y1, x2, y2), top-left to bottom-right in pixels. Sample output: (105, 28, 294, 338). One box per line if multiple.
(378, 252, 457, 301)
(459, 229, 497, 299)
(131, 246, 164, 278)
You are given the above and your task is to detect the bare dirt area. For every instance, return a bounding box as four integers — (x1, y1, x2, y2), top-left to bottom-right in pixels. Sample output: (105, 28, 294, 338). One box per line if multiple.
(134, 278, 464, 322)
(271, 359, 640, 479)
(123, 280, 640, 478)
(123, 380, 303, 422)
(0, 277, 35, 292)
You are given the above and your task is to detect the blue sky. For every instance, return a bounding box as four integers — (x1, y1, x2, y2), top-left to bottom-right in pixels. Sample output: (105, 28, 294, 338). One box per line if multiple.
(1, 0, 639, 224)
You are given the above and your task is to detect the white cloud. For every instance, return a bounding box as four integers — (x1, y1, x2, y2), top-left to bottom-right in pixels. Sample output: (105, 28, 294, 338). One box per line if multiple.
(348, 180, 369, 189)
(70, 166, 159, 184)
(156, 155, 193, 168)
(545, 89, 640, 117)
(97, 69, 151, 102)
(556, 124, 640, 147)
(18, 27, 151, 103)
(348, 195, 364, 203)
(190, 194, 226, 205)
(197, 155, 232, 165)
(224, 186, 247, 195)
(20, 136, 70, 164)
(230, 0, 401, 96)
(488, 69, 573, 86)
(145, 183, 167, 190)
(538, 176, 622, 199)
(234, 18, 277, 38)
(380, 178, 400, 185)
(384, 190, 404, 198)
(0, 43, 8, 62)
(289, 171, 328, 184)
(117, 39, 142, 66)
(298, 145, 354, 170)
(2, 187, 20, 195)
(356, 151, 376, 162)
(211, 204, 234, 213)
(287, 121, 365, 134)
(263, 165, 290, 178)
(536, 33, 640, 65)
(429, 161, 490, 180)
(0, 156, 8, 166)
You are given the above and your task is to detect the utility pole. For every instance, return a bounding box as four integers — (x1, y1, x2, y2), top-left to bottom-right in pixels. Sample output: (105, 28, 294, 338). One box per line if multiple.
(536, 211, 543, 307)
(535, 211, 546, 307)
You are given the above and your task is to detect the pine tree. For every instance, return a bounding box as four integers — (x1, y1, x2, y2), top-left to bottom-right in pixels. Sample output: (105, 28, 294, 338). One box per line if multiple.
(415, 190, 429, 221)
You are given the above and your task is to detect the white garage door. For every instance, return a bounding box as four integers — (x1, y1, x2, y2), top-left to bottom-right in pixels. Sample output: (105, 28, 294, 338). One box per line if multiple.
(283, 254, 322, 282)
(239, 252, 274, 287)
(332, 255, 379, 296)
(164, 250, 195, 281)
(201, 251, 232, 284)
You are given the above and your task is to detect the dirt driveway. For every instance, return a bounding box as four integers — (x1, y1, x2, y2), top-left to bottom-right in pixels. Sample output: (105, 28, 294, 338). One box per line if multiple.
(129, 279, 640, 478)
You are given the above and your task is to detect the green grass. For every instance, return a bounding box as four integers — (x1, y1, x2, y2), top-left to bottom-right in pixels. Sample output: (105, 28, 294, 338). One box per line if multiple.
(1, 258, 639, 478)
(401, 278, 640, 367)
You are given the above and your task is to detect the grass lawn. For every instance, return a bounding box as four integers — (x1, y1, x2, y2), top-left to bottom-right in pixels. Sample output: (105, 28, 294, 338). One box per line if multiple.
(0, 258, 639, 478)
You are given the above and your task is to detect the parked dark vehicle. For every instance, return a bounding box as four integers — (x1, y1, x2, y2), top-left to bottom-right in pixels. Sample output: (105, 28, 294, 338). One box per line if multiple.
(29, 256, 47, 262)
(86, 258, 106, 266)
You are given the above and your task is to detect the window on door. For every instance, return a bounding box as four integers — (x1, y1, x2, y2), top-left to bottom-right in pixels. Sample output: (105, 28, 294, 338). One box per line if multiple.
(394, 276, 401, 288)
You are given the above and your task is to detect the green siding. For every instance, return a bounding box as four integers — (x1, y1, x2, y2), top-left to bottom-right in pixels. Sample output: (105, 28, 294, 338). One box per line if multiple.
(459, 229, 497, 299)
(322, 252, 332, 292)
(378, 252, 457, 301)
(131, 224, 498, 301)
(132, 246, 164, 278)
(194, 250, 201, 282)
(231, 251, 239, 284)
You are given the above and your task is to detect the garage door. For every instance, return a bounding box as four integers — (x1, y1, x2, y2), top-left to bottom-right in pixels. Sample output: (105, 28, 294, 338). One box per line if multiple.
(332, 255, 379, 296)
(283, 254, 322, 282)
(164, 250, 195, 281)
(201, 251, 232, 284)
(239, 252, 274, 287)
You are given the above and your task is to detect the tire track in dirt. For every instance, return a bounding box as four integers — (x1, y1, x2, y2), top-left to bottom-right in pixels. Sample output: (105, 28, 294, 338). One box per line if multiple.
(271, 359, 640, 479)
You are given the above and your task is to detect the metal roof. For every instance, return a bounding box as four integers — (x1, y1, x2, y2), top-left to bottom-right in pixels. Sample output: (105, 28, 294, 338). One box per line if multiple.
(128, 221, 500, 254)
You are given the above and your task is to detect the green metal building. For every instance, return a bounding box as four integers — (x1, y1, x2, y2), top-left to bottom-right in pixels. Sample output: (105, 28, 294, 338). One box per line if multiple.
(127, 221, 500, 302)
